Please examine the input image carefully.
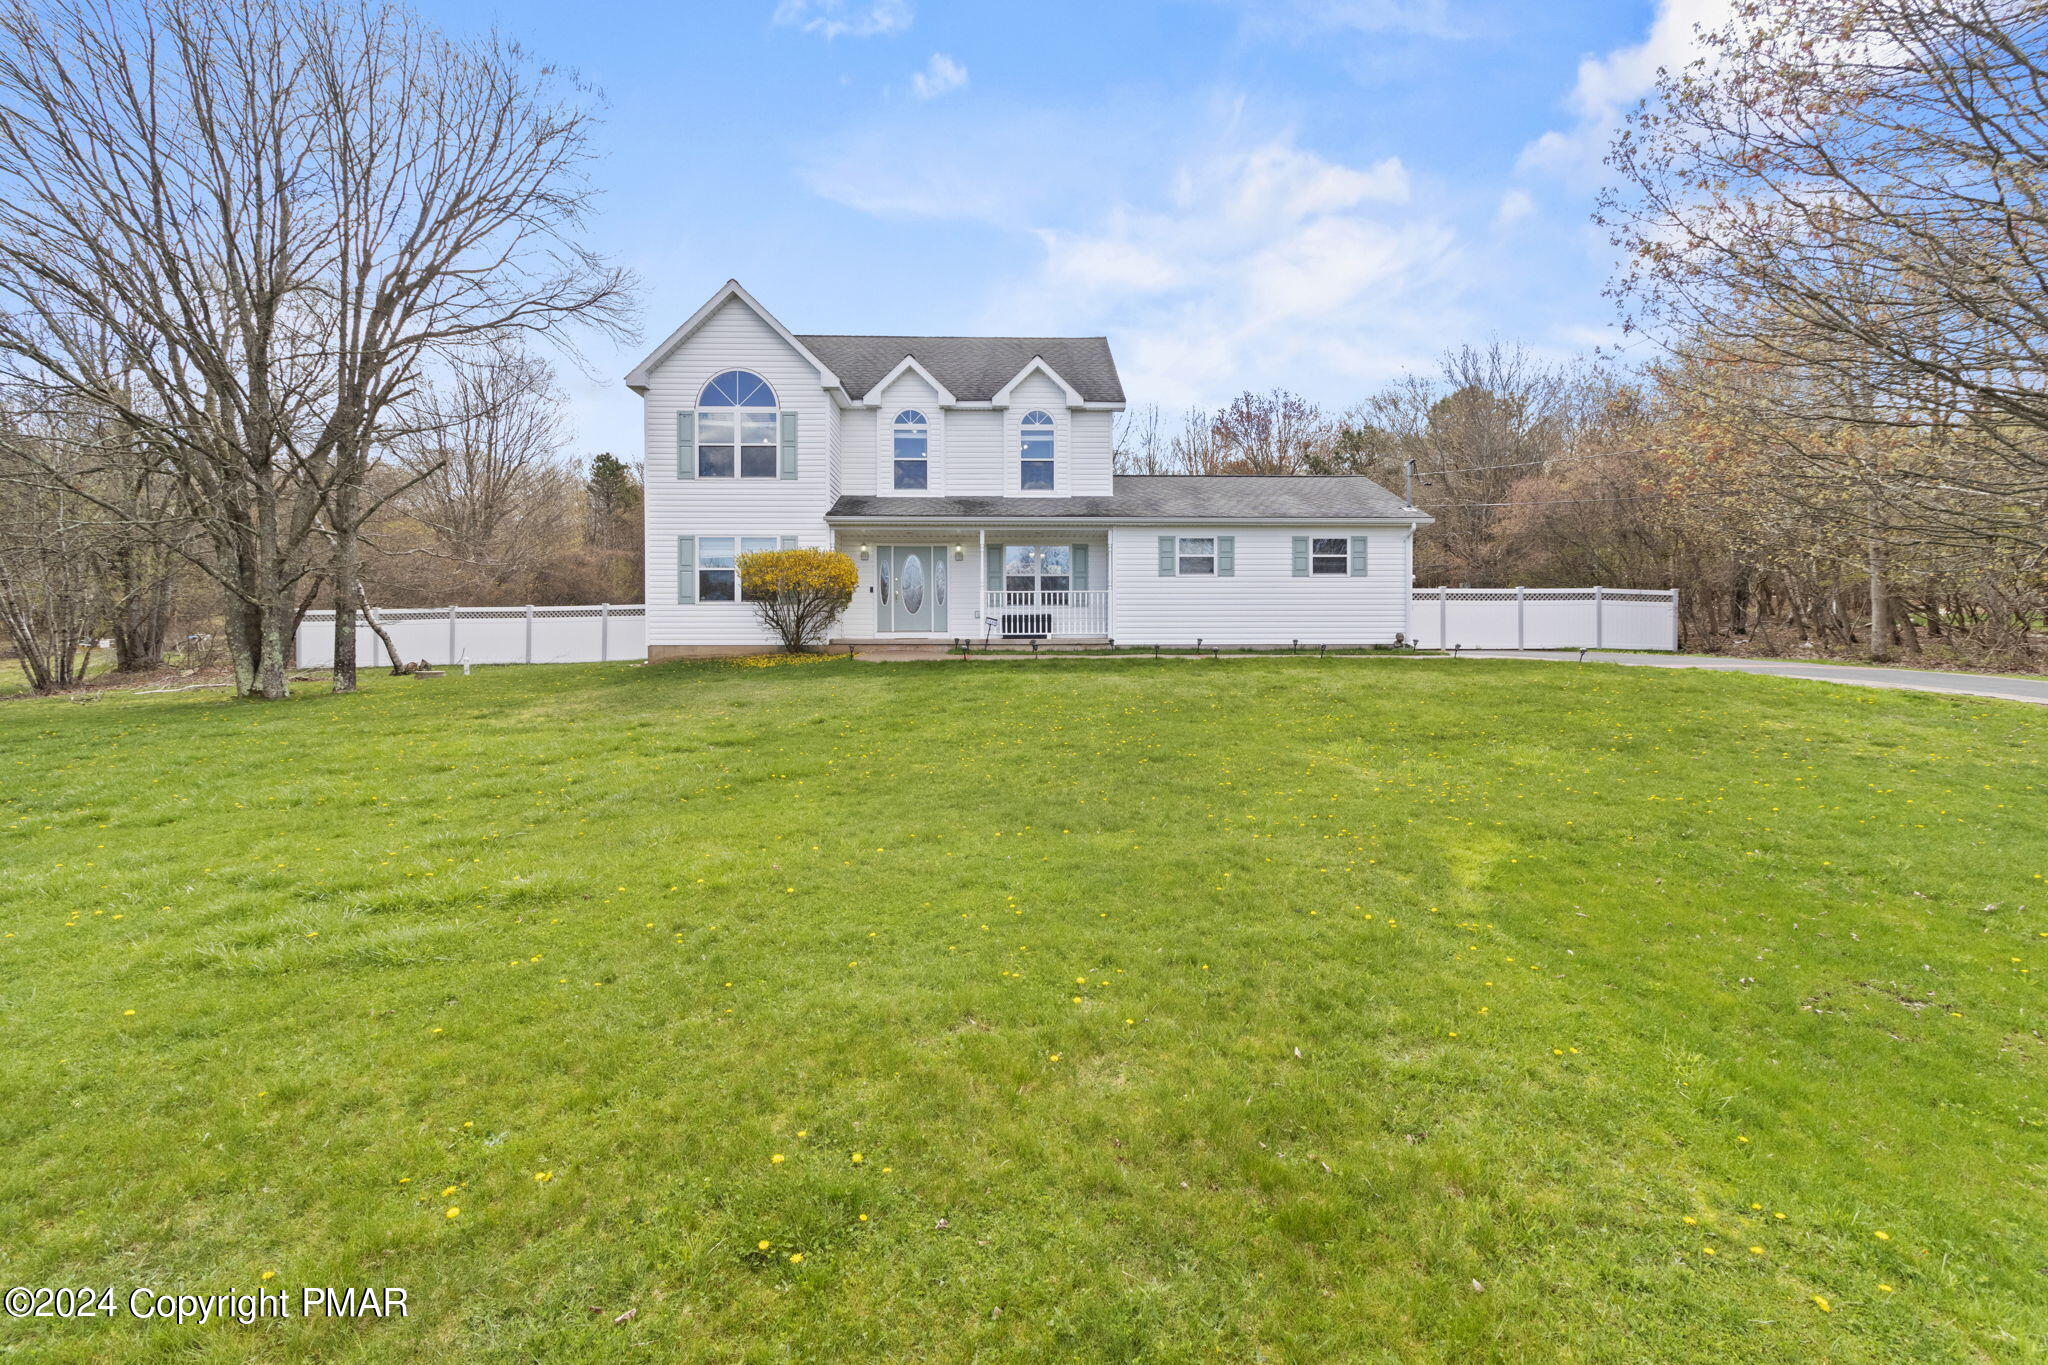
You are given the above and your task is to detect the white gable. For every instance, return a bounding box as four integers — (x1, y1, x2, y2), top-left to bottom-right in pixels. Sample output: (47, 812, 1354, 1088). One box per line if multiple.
(625, 280, 839, 393)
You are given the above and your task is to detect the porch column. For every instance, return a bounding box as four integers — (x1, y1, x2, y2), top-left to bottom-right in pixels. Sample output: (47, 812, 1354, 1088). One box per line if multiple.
(1105, 526, 1116, 639)
(977, 527, 986, 633)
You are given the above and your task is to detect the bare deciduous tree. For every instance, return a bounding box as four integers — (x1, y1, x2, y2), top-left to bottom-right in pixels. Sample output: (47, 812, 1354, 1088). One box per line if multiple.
(389, 352, 576, 590)
(0, 0, 634, 698)
(1602, 0, 2048, 553)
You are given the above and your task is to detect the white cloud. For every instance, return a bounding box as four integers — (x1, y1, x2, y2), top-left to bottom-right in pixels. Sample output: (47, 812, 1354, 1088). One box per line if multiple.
(1519, 0, 1730, 182)
(1492, 188, 1535, 229)
(909, 52, 967, 99)
(998, 134, 1453, 406)
(772, 0, 912, 39)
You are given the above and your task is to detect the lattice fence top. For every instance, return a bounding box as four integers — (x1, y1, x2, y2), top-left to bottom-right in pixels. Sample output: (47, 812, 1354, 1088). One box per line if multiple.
(302, 604, 649, 620)
(1416, 586, 1674, 600)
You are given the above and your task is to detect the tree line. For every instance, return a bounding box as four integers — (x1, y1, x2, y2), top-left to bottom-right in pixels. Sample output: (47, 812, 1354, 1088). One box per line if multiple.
(1121, 0, 2046, 669)
(4, 0, 2042, 689)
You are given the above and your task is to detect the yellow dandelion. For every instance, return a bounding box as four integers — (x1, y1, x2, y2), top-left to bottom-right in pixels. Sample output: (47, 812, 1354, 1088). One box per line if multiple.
(758, 1240, 771, 1250)
(850, 1153, 863, 1164)
(1748, 1246, 1764, 1255)
(1878, 1283, 1894, 1293)
(1812, 1296, 1830, 1311)
(441, 1186, 458, 1197)
(788, 1252, 803, 1263)
(771, 1154, 786, 1164)
(1873, 1230, 1890, 1240)
(533, 1171, 552, 1183)
(444, 1207, 460, 1219)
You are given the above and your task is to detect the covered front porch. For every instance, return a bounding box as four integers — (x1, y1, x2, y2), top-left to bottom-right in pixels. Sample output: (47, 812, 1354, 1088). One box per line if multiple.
(826, 522, 1114, 643)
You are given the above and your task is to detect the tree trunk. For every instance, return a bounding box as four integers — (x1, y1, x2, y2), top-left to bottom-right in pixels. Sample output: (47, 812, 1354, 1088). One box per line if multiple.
(331, 515, 360, 695)
(109, 552, 173, 672)
(1867, 541, 1890, 663)
(361, 605, 404, 672)
(1895, 602, 1922, 654)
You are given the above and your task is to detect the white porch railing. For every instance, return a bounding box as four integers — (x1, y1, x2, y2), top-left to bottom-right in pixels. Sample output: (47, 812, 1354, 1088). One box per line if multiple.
(983, 589, 1110, 638)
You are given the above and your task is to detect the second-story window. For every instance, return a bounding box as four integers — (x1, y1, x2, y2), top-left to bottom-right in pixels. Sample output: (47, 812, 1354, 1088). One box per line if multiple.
(697, 369, 779, 478)
(892, 409, 929, 490)
(1019, 409, 1055, 491)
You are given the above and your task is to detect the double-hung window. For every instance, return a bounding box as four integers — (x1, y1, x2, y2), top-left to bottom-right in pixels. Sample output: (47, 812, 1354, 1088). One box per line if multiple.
(1176, 536, 1216, 576)
(697, 536, 779, 602)
(1310, 537, 1350, 575)
(1019, 410, 1055, 491)
(1003, 544, 1072, 600)
(892, 410, 929, 490)
(696, 370, 779, 479)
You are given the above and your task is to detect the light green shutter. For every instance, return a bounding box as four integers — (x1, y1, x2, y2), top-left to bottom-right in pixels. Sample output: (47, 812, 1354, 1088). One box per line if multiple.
(675, 537, 696, 603)
(1292, 536, 1309, 576)
(1217, 536, 1235, 578)
(676, 411, 696, 480)
(986, 544, 1003, 592)
(779, 535, 798, 550)
(1349, 536, 1370, 576)
(1157, 536, 1176, 576)
(779, 412, 799, 480)
(1071, 544, 1088, 591)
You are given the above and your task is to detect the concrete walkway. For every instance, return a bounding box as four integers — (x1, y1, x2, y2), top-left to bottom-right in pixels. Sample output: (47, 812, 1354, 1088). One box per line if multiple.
(1461, 650, 2048, 706)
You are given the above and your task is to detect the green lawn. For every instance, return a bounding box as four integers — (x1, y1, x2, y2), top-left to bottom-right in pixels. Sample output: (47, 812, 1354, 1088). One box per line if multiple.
(0, 657, 2042, 1363)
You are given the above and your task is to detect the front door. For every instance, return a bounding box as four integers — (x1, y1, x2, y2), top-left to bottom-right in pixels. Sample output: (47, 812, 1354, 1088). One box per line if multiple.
(878, 545, 946, 633)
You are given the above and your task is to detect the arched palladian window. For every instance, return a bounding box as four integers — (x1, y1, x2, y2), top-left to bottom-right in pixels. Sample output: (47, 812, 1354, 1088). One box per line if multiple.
(696, 370, 778, 478)
(892, 409, 929, 490)
(1019, 409, 1055, 491)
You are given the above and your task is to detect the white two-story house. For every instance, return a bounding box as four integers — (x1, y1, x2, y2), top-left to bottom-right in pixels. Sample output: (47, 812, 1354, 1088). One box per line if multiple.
(628, 280, 1431, 657)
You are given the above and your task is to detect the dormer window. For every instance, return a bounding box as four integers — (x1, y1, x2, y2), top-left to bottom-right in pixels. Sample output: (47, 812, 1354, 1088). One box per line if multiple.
(892, 409, 929, 490)
(1019, 410, 1055, 491)
(696, 369, 778, 478)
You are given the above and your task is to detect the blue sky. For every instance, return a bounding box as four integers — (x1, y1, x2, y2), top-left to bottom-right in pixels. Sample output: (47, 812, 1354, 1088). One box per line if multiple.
(415, 0, 1723, 458)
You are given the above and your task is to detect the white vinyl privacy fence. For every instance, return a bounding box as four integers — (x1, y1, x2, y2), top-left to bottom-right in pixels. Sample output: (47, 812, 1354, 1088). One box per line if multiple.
(1407, 587, 1677, 651)
(293, 587, 1677, 665)
(295, 605, 645, 668)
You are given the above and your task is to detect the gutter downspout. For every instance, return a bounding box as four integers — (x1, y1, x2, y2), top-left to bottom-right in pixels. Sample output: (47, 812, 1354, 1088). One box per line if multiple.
(1405, 521, 1418, 646)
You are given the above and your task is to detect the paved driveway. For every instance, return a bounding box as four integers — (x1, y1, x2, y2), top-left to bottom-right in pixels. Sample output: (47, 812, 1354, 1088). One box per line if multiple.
(1462, 650, 2048, 706)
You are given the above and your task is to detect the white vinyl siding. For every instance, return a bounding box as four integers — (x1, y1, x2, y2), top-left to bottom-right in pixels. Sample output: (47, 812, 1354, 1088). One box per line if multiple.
(1112, 524, 1414, 645)
(938, 409, 1004, 495)
(642, 295, 835, 646)
(1066, 410, 1115, 496)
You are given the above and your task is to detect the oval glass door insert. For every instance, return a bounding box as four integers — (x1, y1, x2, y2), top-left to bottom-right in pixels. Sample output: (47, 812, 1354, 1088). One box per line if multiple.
(900, 552, 926, 614)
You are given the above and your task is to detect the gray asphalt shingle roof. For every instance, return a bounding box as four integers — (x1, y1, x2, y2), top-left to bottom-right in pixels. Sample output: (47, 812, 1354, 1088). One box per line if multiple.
(827, 475, 1426, 522)
(797, 334, 1124, 404)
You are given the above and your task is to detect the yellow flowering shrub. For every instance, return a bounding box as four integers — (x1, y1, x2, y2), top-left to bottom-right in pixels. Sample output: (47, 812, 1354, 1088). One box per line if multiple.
(735, 548, 859, 653)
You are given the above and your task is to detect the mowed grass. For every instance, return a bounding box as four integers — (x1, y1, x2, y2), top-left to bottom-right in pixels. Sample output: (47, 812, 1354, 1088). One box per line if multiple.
(0, 657, 2042, 1363)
